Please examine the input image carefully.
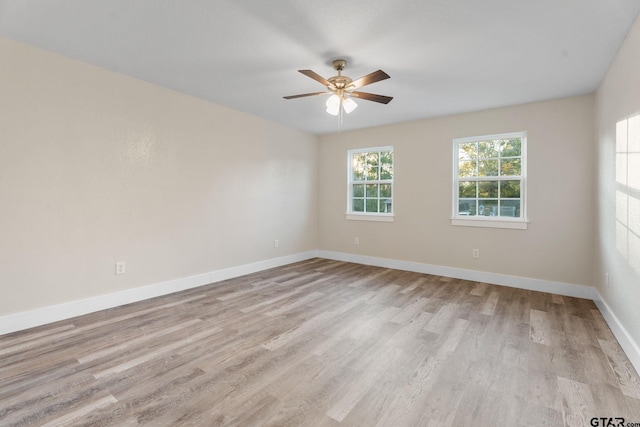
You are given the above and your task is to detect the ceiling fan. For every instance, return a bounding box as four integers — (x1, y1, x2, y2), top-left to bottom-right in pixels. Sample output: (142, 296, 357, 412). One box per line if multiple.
(283, 59, 393, 116)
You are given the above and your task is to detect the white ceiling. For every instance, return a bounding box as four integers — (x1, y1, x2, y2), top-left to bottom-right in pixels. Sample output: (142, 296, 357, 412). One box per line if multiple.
(1, 1, 639, 135)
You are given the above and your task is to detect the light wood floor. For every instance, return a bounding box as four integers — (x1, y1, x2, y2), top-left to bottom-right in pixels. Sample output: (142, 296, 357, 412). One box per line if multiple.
(1, 259, 640, 426)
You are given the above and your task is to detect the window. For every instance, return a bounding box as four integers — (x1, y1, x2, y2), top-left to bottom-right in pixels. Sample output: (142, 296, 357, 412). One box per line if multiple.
(452, 132, 527, 229)
(347, 147, 394, 222)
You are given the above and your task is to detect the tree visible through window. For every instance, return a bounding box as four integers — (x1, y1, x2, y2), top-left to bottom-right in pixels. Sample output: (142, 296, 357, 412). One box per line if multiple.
(347, 147, 393, 219)
(453, 132, 527, 227)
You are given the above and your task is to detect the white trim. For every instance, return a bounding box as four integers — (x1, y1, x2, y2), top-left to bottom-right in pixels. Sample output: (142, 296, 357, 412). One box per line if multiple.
(346, 214, 394, 222)
(593, 290, 640, 376)
(347, 145, 394, 155)
(454, 131, 528, 144)
(0, 251, 318, 336)
(316, 250, 640, 374)
(316, 250, 595, 299)
(451, 218, 528, 229)
(4, 249, 638, 378)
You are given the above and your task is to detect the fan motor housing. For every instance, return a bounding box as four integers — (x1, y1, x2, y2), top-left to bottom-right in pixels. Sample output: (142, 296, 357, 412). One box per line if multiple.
(328, 75, 353, 89)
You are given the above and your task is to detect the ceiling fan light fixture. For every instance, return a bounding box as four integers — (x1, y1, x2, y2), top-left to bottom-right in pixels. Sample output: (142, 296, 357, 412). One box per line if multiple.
(342, 97, 357, 114)
(326, 94, 341, 116)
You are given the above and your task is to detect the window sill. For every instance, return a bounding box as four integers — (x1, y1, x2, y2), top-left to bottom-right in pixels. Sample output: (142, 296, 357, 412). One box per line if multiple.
(346, 213, 394, 223)
(451, 217, 528, 230)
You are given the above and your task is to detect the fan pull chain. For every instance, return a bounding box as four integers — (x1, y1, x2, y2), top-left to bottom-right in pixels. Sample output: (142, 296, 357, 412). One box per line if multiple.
(337, 98, 344, 133)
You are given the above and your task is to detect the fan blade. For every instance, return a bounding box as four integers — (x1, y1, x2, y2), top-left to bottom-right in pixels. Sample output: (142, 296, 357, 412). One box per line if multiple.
(298, 70, 331, 87)
(350, 70, 390, 89)
(283, 92, 331, 100)
(350, 91, 393, 104)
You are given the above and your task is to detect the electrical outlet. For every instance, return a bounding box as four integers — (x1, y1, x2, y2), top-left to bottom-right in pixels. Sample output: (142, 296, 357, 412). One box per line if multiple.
(605, 272, 610, 288)
(354, 237, 360, 246)
(274, 239, 279, 248)
(115, 261, 126, 275)
(472, 249, 480, 259)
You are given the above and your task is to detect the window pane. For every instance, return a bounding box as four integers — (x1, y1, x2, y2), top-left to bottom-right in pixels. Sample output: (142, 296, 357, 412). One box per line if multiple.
(459, 160, 477, 177)
(366, 152, 379, 166)
(366, 184, 379, 197)
(478, 159, 499, 176)
(353, 152, 366, 165)
(478, 181, 498, 198)
(353, 167, 366, 181)
(353, 153, 366, 180)
(500, 199, 520, 217)
(458, 199, 476, 216)
(366, 165, 379, 180)
(459, 181, 477, 198)
(353, 199, 364, 212)
(381, 163, 393, 179)
(366, 198, 379, 212)
(353, 184, 364, 197)
(478, 200, 498, 216)
(380, 183, 392, 198)
(459, 143, 478, 160)
(380, 151, 392, 165)
(500, 180, 520, 198)
(379, 199, 392, 213)
(501, 158, 521, 176)
(479, 140, 499, 159)
(501, 138, 521, 157)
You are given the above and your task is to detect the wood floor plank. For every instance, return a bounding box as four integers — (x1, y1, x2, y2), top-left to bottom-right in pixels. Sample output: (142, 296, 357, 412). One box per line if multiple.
(434, 318, 469, 359)
(373, 355, 446, 426)
(423, 302, 459, 333)
(470, 281, 489, 296)
(519, 402, 564, 427)
(599, 338, 640, 399)
(40, 393, 118, 427)
(91, 325, 223, 379)
(530, 309, 553, 345)
(339, 343, 427, 424)
(556, 376, 598, 426)
(480, 290, 500, 316)
(325, 345, 403, 421)
(1, 258, 639, 426)
(390, 297, 429, 324)
(399, 277, 426, 294)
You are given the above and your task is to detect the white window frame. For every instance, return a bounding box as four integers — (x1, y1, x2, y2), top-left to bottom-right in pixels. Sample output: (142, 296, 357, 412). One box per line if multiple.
(346, 146, 394, 222)
(451, 132, 528, 230)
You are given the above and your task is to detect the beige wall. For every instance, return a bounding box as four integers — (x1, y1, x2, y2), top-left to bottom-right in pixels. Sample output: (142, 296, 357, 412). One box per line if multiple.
(595, 15, 640, 346)
(318, 95, 596, 287)
(2, 28, 628, 341)
(0, 37, 318, 316)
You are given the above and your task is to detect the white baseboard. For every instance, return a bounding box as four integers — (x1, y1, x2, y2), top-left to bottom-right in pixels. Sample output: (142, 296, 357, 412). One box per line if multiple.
(317, 250, 596, 299)
(0, 251, 318, 336)
(318, 250, 640, 374)
(593, 291, 640, 375)
(3, 249, 638, 377)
